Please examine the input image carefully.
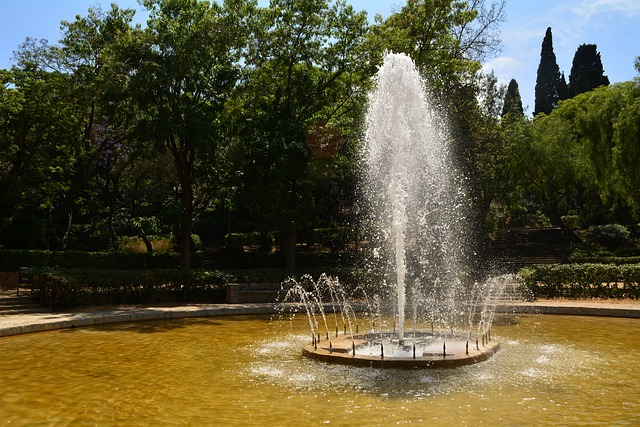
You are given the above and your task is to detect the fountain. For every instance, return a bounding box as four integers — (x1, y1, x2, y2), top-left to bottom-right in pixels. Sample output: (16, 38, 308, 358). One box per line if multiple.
(280, 53, 503, 368)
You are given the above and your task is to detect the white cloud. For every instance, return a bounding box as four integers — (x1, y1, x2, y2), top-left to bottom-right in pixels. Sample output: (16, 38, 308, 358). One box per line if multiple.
(570, 0, 640, 22)
(482, 57, 521, 84)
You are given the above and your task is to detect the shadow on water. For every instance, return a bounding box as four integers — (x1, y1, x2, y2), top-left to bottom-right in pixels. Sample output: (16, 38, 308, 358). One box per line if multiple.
(58, 315, 268, 334)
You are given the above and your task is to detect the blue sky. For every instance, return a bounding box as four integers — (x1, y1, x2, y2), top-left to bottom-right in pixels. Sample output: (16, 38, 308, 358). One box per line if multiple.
(1, 0, 638, 113)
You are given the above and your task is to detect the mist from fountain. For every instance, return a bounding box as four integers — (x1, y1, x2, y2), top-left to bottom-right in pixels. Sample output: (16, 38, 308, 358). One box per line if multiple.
(362, 52, 470, 340)
(279, 52, 505, 367)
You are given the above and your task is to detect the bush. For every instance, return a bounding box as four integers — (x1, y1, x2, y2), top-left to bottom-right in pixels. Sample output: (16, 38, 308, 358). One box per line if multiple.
(31, 268, 228, 310)
(518, 263, 640, 299)
(120, 236, 175, 253)
(0, 249, 203, 271)
(586, 224, 631, 248)
(312, 227, 351, 252)
(224, 232, 269, 253)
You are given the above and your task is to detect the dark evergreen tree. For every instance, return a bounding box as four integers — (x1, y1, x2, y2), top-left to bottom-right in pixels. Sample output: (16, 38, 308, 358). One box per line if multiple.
(567, 44, 610, 98)
(559, 72, 568, 101)
(501, 78, 524, 117)
(534, 27, 564, 116)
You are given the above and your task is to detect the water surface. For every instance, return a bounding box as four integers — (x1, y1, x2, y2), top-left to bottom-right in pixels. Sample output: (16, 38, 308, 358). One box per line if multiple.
(1, 314, 638, 426)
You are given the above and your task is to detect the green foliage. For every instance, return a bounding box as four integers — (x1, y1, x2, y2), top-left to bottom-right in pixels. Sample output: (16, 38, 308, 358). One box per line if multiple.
(367, 0, 505, 88)
(567, 44, 609, 98)
(497, 79, 640, 228)
(125, 0, 255, 268)
(225, 228, 352, 254)
(311, 227, 351, 252)
(534, 27, 565, 116)
(224, 232, 269, 254)
(586, 224, 631, 249)
(502, 78, 524, 118)
(229, 0, 370, 260)
(519, 263, 640, 299)
(0, 249, 204, 271)
(31, 268, 227, 309)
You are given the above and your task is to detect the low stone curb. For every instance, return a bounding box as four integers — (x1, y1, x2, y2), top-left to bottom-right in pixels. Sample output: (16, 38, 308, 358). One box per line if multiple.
(0, 304, 279, 337)
(1, 301, 638, 338)
(496, 302, 640, 318)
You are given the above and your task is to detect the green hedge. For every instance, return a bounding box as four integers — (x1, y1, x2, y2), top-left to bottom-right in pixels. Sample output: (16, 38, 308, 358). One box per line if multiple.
(311, 227, 352, 251)
(0, 249, 203, 271)
(224, 227, 353, 254)
(31, 268, 227, 310)
(567, 253, 640, 265)
(519, 263, 640, 299)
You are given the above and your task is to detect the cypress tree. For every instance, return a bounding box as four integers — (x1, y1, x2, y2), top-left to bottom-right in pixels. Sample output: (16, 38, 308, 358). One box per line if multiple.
(567, 44, 610, 98)
(534, 27, 563, 116)
(502, 78, 524, 118)
(559, 72, 568, 101)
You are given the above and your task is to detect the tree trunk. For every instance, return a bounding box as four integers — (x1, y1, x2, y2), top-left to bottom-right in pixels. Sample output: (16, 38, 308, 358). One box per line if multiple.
(177, 170, 193, 270)
(285, 221, 296, 271)
(178, 219, 192, 270)
(168, 135, 194, 270)
(139, 226, 153, 254)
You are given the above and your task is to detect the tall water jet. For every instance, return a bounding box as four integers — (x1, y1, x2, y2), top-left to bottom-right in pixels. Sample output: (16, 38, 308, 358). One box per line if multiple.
(288, 52, 502, 368)
(362, 52, 469, 340)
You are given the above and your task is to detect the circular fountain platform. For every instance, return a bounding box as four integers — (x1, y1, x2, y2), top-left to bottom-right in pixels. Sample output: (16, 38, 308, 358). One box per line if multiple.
(303, 332, 499, 369)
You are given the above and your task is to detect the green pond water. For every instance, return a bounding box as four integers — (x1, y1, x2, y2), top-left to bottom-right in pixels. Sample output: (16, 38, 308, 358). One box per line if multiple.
(1, 314, 638, 426)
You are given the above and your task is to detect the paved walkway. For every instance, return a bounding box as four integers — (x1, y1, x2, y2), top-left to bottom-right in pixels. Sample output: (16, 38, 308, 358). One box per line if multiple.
(1, 290, 639, 338)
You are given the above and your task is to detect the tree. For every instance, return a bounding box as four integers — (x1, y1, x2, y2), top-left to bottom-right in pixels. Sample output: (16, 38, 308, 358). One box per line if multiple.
(127, 0, 252, 269)
(48, 4, 141, 250)
(0, 5, 142, 250)
(362, 1, 507, 265)
(0, 66, 82, 248)
(501, 78, 523, 118)
(517, 113, 582, 227)
(366, 0, 506, 92)
(534, 27, 564, 116)
(567, 44, 610, 98)
(232, 0, 370, 269)
(569, 83, 640, 217)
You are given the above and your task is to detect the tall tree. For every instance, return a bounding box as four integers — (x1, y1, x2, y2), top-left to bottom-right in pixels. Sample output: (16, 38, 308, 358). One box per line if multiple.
(128, 0, 252, 269)
(233, 0, 370, 269)
(0, 66, 81, 248)
(534, 27, 564, 116)
(567, 44, 610, 98)
(501, 78, 524, 118)
(367, 0, 506, 92)
(569, 83, 640, 217)
(0, 5, 139, 249)
(364, 0, 506, 263)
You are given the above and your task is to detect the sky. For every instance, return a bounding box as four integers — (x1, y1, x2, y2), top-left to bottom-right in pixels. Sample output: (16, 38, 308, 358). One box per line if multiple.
(1, 0, 639, 113)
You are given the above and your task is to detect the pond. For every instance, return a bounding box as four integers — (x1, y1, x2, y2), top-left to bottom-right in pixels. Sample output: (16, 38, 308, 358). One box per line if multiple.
(1, 314, 638, 426)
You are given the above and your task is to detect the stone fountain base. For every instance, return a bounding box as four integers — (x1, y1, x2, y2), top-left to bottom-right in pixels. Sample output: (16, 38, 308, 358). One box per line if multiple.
(303, 332, 499, 369)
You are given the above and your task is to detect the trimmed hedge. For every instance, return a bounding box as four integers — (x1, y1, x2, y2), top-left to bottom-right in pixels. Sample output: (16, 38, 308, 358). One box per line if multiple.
(224, 227, 353, 254)
(29, 267, 362, 310)
(0, 249, 203, 271)
(31, 268, 227, 310)
(519, 263, 640, 299)
(567, 253, 640, 265)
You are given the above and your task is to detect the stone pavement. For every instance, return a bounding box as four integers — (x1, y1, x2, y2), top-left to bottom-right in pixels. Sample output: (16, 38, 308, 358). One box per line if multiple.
(1, 288, 639, 338)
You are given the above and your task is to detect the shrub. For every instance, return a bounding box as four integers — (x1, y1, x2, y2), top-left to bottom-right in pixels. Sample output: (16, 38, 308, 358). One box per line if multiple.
(312, 227, 351, 252)
(518, 263, 640, 299)
(31, 268, 228, 310)
(586, 224, 631, 248)
(225, 232, 264, 254)
(0, 249, 203, 271)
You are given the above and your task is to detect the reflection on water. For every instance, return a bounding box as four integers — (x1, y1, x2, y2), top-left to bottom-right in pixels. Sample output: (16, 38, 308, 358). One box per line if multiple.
(0, 314, 639, 426)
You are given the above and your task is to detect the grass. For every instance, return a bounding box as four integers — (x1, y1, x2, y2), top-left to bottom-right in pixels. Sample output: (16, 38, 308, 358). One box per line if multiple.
(120, 237, 174, 254)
